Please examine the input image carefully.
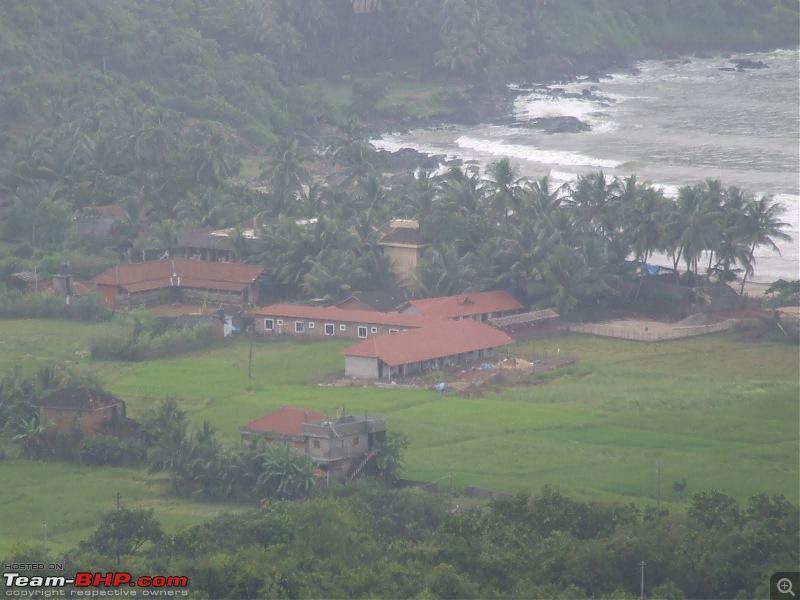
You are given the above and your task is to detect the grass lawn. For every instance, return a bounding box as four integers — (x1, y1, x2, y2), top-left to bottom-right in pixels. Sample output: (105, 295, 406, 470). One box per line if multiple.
(1, 320, 798, 553)
(0, 457, 247, 557)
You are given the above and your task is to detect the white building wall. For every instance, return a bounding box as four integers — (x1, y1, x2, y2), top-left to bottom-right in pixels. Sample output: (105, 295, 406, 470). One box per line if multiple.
(344, 355, 380, 379)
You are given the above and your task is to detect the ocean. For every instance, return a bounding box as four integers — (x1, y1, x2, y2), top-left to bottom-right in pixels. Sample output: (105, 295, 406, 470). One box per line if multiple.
(373, 48, 799, 283)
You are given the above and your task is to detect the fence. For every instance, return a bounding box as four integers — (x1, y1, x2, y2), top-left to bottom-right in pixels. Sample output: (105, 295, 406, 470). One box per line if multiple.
(568, 318, 739, 342)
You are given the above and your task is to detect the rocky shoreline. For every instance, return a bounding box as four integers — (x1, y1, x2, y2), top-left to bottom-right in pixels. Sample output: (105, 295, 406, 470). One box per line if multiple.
(364, 48, 780, 176)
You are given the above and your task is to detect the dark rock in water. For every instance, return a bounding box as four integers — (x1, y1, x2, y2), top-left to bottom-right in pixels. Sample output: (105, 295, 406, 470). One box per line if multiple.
(732, 58, 768, 70)
(510, 116, 591, 134)
(376, 147, 441, 172)
(443, 158, 463, 167)
(719, 67, 737, 72)
(582, 88, 592, 96)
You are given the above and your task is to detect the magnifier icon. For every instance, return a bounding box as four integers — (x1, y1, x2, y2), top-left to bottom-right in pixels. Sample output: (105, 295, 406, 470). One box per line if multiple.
(778, 578, 795, 596)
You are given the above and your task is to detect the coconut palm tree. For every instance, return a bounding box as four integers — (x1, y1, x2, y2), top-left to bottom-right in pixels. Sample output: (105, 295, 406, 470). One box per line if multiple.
(438, 166, 486, 216)
(738, 195, 792, 295)
(260, 137, 310, 205)
(569, 171, 618, 240)
(713, 185, 751, 284)
(486, 158, 525, 225)
(414, 243, 466, 297)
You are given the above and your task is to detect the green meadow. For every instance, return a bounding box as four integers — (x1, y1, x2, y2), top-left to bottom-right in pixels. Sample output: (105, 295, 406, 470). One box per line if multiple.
(0, 319, 798, 554)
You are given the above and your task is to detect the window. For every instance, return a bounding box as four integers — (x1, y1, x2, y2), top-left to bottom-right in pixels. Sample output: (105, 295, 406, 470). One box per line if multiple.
(324, 323, 334, 336)
(388, 328, 399, 334)
(340, 324, 346, 331)
(358, 326, 368, 338)
(264, 318, 274, 331)
(370, 327, 378, 333)
(308, 321, 315, 329)
(277, 319, 283, 326)
(295, 321, 305, 333)
(353, 436, 359, 446)
(313, 440, 320, 449)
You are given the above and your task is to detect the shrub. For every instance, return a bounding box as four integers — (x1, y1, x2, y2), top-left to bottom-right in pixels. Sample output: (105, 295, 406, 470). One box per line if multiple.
(79, 435, 125, 466)
(0, 290, 113, 321)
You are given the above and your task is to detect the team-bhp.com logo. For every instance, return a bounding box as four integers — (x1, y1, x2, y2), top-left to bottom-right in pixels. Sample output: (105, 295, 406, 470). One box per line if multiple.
(4, 571, 189, 597)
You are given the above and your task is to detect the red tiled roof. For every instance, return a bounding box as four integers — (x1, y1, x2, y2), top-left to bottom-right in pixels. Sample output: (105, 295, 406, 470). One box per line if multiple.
(251, 303, 442, 328)
(406, 290, 523, 319)
(33, 387, 124, 411)
(92, 259, 263, 293)
(84, 204, 125, 220)
(340, 319, 515, 366)
(240, 407, 326, 436)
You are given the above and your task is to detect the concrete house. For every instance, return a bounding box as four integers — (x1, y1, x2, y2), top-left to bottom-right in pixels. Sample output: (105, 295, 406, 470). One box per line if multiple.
(240, 406, 387, 481)
(250, 303, 439, 339)
(341, 319, 516, 379)
(377, 220, 426, 284)
(400, 290, 524, 323)
(92, 259, 264, 308)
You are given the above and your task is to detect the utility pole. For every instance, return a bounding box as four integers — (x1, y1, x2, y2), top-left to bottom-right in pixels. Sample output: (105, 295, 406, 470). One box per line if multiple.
(657, 461, 661, 511)
(639, 560, 646, 599)
(115, 492, 121, 565)
(248, 337, 253, 378)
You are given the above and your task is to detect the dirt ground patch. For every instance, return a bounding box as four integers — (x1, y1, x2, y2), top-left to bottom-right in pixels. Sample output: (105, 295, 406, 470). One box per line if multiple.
(333, 356, 577, 395)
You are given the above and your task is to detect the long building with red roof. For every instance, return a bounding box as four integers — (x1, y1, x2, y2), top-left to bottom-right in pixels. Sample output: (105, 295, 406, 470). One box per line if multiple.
(250, 303, 442, 340)
(400, 290, 523, 322)
(92, 259, 263, 307)
(341, 319, 515, 379)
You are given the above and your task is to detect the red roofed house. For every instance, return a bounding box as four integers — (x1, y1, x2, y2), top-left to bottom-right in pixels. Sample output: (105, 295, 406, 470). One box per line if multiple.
(240, 406, 326, 449)
(32, 387, 126, 437)
(240, 407, 387, 481)
(76, 204, 126, 237)
(400, 290, 524, 323)
(341, 319, 515, 379)
(92, 259, 263, 307)
(251, 304, 441, 340)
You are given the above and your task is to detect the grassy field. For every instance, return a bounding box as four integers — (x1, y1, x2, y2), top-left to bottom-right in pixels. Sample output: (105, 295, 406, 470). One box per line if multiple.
(0, 319, 798, 554)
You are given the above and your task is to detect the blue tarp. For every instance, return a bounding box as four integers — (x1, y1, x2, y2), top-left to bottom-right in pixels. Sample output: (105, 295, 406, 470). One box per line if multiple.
(645, 264, 661, 275)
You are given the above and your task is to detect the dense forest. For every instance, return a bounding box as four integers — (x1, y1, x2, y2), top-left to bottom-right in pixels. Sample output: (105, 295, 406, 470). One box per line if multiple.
(1, 1, 798, 145)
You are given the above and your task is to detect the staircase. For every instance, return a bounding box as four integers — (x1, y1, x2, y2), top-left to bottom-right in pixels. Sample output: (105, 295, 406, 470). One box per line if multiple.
(349, 451, 377, 481)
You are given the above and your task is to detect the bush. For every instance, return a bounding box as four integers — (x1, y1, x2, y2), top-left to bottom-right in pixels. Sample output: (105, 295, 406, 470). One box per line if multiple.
(79, 435, 125, 466)
(0, 290, 113, 321)
(90, 315, 214, 361)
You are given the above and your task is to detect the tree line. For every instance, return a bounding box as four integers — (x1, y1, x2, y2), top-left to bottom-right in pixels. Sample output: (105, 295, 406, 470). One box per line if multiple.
(2, 482, 796, 598)
(0, 107, 791, 317)
(254, 129, 791, 315)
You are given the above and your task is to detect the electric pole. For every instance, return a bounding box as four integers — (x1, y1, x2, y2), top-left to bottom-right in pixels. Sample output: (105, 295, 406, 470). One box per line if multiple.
(639, 560, 646, 599)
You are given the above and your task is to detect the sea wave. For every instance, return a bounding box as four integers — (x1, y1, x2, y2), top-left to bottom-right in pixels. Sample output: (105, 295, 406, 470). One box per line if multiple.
(455, 136, 622, 168)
